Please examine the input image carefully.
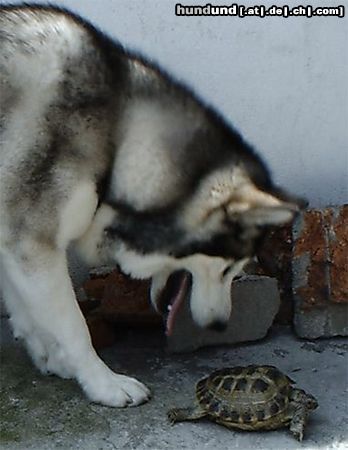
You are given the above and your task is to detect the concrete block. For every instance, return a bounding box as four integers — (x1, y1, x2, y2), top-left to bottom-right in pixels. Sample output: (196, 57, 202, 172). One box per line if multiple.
(167, 275, 280, 353)
(292, 205, 348, 338)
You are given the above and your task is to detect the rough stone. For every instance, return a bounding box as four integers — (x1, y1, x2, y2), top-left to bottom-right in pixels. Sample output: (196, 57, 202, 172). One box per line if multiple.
(167, 275, 280, 353)
(294, 304, 348, 340)
(292, 205, 348, 338)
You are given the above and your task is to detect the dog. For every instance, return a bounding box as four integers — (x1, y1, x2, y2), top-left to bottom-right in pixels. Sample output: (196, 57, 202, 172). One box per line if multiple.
(0, 4, 302, 407)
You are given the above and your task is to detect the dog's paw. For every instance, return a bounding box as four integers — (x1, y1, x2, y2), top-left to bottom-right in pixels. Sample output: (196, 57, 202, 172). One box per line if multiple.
(82, 372, 151, 407)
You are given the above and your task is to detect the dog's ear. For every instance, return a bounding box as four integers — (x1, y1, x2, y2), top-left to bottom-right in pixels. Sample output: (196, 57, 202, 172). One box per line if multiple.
(181, 167, 304, 229)
(236, 203, 298, 226)
(226, 183, 301, 226)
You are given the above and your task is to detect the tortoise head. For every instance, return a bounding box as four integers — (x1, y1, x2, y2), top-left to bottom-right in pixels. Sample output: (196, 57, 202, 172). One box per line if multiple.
(291, 388, 318, 411)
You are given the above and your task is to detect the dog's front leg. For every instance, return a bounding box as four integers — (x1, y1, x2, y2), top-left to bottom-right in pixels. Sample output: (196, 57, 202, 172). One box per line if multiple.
(2, 247, 150, 407)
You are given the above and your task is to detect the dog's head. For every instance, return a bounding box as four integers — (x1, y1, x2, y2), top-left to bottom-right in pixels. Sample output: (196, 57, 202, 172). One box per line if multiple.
(148, 165, 304, 335)
(104, 99, 305, 334)
(110, 163, 304, 336)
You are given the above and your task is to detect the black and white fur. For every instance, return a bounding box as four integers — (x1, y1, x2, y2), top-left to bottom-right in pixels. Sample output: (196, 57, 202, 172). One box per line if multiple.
(0, 5, 301, 407)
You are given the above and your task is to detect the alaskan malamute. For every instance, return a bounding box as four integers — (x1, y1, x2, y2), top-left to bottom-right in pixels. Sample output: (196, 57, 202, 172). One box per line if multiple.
(0, 4, 302, 406)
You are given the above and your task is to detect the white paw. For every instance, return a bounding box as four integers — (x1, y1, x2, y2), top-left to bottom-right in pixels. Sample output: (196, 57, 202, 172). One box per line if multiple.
(82, 371, 151, 407)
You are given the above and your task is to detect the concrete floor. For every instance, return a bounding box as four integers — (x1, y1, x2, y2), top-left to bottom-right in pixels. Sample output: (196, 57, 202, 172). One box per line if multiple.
(0, 318, 347, 450)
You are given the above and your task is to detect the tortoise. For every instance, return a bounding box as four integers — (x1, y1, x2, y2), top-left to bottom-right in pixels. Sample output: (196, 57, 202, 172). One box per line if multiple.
(168, 365, 318, 441)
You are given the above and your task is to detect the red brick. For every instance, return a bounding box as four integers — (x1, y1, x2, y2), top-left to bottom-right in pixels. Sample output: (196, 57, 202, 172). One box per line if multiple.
(82, 278, 106, 302)
(293, 206, 347, 310)
(293, 209, 329, 309)
(78, 301, 116, 350)
(329, 205, 348, 303)
(292, 205, 347, 338)
(81, 269, 162, 349)
(82, 270, 162, 327)
(101, 271, 161, 326)
(257, 224, 293, 323)
(78, 299, 101, 316)
(85, 312, 117, 350)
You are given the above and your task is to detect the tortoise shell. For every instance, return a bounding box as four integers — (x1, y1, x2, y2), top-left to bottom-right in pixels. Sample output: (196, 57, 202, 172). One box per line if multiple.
(195, 365, 294, 425)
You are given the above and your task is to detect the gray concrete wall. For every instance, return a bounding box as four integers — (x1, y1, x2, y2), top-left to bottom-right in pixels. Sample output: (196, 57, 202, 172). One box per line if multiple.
(1, 0, 345, 206)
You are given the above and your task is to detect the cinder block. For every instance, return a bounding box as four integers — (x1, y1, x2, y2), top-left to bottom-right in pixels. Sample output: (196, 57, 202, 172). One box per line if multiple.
(292, 205, 348, 338)
(167, 275, 280, 353)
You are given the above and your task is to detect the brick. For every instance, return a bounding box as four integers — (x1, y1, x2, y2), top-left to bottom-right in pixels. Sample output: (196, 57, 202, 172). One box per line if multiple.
(78, 300, 117, 350)
(292, 205, 348, 338)
(330, 206, 348, 302)
(167, 276, 280, 353)
(293, 209, 329, 308)
(81, 270, 162, 350)
(256, 224, 293, 324)
(78, 299, 101, 316)
(85, 312, 117, 350)
(101, 271, 161, 326)
(82, 270, 161, 328)
(82, 278, 106, 302)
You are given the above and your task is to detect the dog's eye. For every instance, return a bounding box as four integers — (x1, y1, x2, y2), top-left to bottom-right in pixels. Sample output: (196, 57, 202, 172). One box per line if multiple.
(222, 265, 232, 278)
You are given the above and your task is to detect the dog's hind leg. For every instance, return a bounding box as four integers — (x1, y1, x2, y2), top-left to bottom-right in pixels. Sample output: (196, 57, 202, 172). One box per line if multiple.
(1, 246, 151, 407)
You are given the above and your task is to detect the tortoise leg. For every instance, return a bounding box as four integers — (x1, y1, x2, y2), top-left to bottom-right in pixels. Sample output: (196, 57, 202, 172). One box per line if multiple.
(168, 406, 207, 424)
(289, 406, 307, 441)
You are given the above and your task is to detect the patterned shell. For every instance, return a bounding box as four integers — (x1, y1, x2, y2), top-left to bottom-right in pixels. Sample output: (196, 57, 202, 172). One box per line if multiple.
(195, 365, 294, 424)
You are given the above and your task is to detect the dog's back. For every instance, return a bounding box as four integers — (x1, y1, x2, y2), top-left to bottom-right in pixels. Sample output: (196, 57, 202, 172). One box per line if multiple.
(0, 5, 122, 250)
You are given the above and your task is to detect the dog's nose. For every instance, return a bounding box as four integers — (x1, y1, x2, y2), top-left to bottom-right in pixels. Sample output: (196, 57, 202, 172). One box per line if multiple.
(207, 320, 228, 332)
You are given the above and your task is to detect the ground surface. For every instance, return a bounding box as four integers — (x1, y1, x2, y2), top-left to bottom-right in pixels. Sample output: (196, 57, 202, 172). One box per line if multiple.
(0, 318, 347, 450)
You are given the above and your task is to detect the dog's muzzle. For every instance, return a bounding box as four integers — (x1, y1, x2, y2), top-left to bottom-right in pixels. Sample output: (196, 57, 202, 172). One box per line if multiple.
(151, 265, 234, 335)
